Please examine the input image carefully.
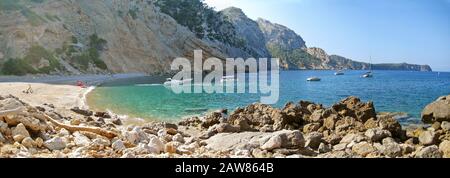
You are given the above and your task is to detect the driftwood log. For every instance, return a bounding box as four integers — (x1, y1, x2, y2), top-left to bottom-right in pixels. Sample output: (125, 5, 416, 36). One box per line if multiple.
(0, 107, 118, 139)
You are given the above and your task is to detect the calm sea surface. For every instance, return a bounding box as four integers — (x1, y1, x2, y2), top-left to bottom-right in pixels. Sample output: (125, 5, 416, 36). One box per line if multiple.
(87, 70, 450, 124)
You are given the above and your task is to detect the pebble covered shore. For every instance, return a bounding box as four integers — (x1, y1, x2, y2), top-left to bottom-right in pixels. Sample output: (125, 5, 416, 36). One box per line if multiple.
(0, 94, 449, 158)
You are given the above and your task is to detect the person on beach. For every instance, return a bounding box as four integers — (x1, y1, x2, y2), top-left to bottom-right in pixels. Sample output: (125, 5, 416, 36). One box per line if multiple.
(22, 84, 33, 94)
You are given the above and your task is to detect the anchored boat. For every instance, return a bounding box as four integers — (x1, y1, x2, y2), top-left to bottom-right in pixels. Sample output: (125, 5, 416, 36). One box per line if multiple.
(307, 77, 321, 81)
(334, 70, 344, 75)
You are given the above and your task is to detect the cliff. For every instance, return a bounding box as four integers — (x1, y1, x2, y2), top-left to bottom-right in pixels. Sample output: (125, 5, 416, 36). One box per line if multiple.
(0, 0, 227, 75)
(0, 1, 432, 75)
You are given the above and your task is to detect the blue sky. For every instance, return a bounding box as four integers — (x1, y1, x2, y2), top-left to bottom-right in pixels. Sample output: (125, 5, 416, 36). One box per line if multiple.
(204, 0, 450, 71)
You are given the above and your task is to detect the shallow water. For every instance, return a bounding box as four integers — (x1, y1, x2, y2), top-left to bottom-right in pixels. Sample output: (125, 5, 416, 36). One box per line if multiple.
(87, 70, 450, 124)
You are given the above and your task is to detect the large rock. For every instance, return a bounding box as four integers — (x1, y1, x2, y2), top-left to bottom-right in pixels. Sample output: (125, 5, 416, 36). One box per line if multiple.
(260, 135, 283, 150)
(418, 130, 437, 146)
(148, 135, 164, 154)
(21, 137, 35, 148)
(112, 140, 126, 152)
(305, 132, 323, 150)
(73, 132, 91, 146)
(70, 107, 93, 116)
(439, 140, 450, 158)
(12, 123, 30, 142)
(422, 95, 450, 124)
(0, 133, 5, 143)
(380, 138, 402, 157)
(352, 141, 376, 157)
(365, 128, 391, 142)
(205, 130, 303, 152)
(441, 121, 450, 132)
(415, 145, 442, 158)
(44, 137, 67, 151)
(332, 97, 376, 123)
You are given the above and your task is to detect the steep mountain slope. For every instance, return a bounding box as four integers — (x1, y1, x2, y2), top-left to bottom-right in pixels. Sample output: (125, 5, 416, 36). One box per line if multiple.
(0, 1, 432, 75)
(0, 0, 227, 75)
(220, 7, 271, 58)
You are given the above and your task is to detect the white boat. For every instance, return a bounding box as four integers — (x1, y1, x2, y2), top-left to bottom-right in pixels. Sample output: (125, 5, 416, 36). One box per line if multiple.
(220, 75, 237, 83)
(361, 72, 373, 78)
(334, 70, 344, 75)
(362, 57, 374, 78)
(163, 78, 193, 85)
(307, 77, 321, 81)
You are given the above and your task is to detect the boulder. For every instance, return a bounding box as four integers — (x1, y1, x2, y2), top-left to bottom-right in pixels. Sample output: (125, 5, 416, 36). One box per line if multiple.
(439, 140, 450, 158)
(378, 116, 404, 139)
(35, 137, 43, 148)
(124, 130, 140, 144)
(94, 112, 111, 118)
(215, 123, 240, 133)
(92, 138, 111, 147)
(172, 133, 185, 143)
(303, 123, 321, 133)
(165, 142, 177, 154)
(201, 112, 222, 128)
(112, 118, 123, 125)
(0, 133, 5, 143)
(421, 95, 450, 124)
(333, 96, 376, 123)
(260, 135, 283, 150)
(305, 132, 323, 150)
(418, 130, 437, 146)
(380, 138, 402, 157)
(70, 107, 93, 116)
(352, 141, 376, 157)
(73, 132, 91, 146)
(21, 137, 35, 148)
(415, 145, 442, 158)
(148, 136, 164, 154)
(318, 143, 332, 153)
(309, 109, 324, 123)
(441, 121, 450, 132)
(12, 123, 30, 142)
(44, 137, 67, 151)
(112, 140, 126, 152)
(324, 115, 338, 130)
(365, 128, 391, 142)
(364, 118, 378, 130)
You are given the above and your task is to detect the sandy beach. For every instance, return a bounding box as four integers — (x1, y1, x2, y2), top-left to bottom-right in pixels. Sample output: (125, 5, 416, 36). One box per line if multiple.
(0, 73, 145, 115)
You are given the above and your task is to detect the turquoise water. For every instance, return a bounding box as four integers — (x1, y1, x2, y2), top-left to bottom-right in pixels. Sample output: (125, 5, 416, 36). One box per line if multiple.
(87, 70, 450, 124)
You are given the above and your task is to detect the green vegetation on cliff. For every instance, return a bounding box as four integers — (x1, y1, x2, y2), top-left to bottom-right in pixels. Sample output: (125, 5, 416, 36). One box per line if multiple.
(67, 34, 108, 71)
(154, 0, 245, 48)
(267, 45, 321, 69)
(1, 45, 62, 75)
(1, 58, 37, 75)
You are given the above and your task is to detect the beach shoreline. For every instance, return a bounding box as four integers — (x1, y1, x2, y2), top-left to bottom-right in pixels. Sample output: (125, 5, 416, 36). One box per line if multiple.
(0, 73, 147, 118)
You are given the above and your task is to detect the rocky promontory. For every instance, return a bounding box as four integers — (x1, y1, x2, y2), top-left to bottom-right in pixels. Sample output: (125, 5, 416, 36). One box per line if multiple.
(1, 94, 449, 158)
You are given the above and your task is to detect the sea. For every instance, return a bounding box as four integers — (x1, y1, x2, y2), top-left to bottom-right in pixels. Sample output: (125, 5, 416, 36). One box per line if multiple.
(87, 70, 450, 124)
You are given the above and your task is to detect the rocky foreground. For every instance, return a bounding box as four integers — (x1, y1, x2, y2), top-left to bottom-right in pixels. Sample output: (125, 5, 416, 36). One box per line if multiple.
(0, 94, 449, 158)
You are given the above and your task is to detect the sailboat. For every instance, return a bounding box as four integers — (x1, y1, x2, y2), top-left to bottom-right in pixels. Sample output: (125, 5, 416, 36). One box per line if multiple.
(362, 57, 374, 78)
(362, 71, 373, 78)
(334, 70, 344, 75)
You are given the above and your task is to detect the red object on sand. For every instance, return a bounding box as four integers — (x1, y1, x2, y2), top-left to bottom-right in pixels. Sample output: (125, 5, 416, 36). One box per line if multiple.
(76, 81, 87, 88)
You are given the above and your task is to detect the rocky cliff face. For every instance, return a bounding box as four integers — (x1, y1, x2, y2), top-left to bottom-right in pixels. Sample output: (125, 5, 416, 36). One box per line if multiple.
(257, 18, 306, 50)
(0, 0, 227, 75)
(0, 2, 432, 75)
(220, 7, 271, 58)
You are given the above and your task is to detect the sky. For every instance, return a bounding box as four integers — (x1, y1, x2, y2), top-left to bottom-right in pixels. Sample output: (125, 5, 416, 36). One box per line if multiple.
(204, 0, 450, 71)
